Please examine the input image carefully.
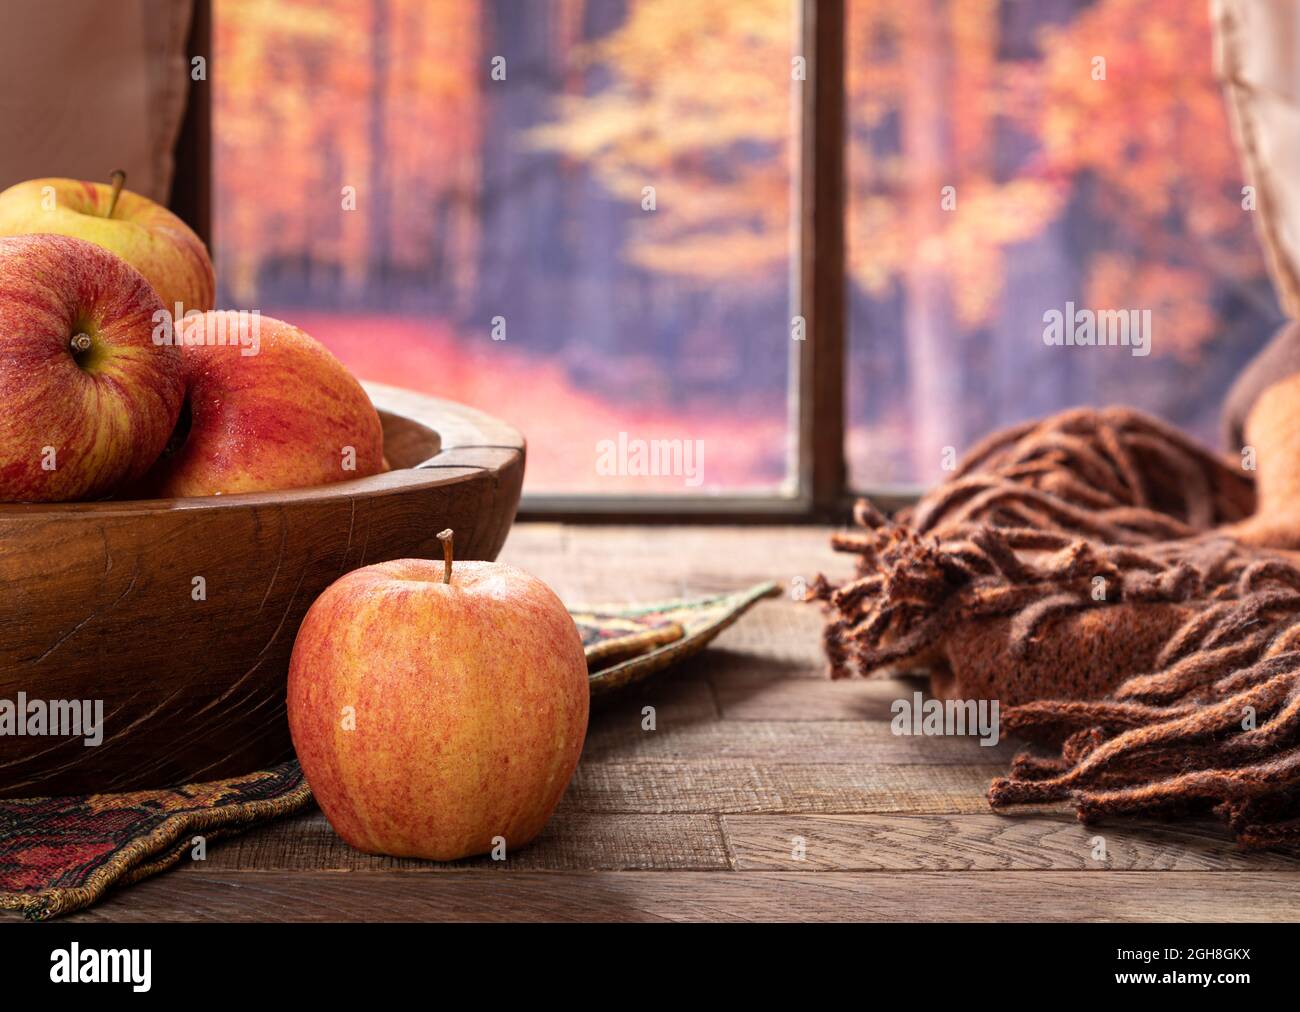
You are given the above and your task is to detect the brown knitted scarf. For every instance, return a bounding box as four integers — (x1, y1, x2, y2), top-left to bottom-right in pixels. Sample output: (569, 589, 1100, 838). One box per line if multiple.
(813, 405, 1300, 848)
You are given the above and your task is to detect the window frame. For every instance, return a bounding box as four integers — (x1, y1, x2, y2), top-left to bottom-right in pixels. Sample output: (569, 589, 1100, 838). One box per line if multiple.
(185, 0, 882, 522)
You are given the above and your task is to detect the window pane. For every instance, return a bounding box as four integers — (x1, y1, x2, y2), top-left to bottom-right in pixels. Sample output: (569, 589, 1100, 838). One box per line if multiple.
(845, 0, 1283, 489)
(214, 0, 799, 495)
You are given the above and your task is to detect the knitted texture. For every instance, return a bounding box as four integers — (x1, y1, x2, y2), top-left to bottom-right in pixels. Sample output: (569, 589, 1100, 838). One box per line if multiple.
(814, 407, 1300, 846)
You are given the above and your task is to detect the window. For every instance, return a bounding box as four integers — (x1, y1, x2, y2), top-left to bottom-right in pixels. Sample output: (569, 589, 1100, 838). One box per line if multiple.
(213, 0, 800, 501)
(845, 0, 1282, 490)
(206, 0, 1276, 515)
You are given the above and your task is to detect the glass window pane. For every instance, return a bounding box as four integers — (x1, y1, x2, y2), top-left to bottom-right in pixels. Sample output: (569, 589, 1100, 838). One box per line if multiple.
(845, 0, 1283, 489)
(214, 0, 799, 495)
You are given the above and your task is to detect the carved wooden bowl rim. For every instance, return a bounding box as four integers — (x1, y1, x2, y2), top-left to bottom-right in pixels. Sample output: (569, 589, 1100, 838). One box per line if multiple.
(0, 381, 526, 517)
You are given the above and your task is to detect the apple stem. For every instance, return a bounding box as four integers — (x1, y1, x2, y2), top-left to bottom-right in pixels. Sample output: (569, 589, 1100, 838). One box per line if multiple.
(70, 333, 93, 353)
(106, 170, 126, 219)
(436, 529, 454, 584)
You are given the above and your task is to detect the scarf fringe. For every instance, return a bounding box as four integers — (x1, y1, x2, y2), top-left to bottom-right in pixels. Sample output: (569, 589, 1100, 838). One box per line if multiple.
(815, 407, 1300, 848)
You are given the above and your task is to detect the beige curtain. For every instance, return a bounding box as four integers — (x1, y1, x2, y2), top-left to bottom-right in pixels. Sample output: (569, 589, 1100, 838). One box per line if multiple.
(0, 0, 194, 202)
(1213, 0, 1300, 319)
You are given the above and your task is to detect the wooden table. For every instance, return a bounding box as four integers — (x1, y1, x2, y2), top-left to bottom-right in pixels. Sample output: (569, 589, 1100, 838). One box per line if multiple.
(66, 525, 1300, 921)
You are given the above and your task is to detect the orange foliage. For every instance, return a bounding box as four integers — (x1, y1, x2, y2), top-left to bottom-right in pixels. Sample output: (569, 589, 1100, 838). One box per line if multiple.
(537, 0, 1265, 358)
(215, 0, 482, 305)
(528, 0, 796, 280)
(211, 0, 1277, 491)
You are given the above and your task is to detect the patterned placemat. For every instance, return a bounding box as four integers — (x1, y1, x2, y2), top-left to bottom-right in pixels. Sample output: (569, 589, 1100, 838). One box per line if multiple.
(0, 582, 775, 920)
(575, 581, 779, 695)
(0, 763, 311, 921)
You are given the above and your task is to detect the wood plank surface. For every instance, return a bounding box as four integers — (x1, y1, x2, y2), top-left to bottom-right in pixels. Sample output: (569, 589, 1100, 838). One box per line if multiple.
(721, 815, 1300, 871)
(582, 718, 1016, 764)
(190, 811, 731, 872)
(65, 871, 1300, 923)
(564, 762, 1012, 815)
(38, 524, 1300, 923)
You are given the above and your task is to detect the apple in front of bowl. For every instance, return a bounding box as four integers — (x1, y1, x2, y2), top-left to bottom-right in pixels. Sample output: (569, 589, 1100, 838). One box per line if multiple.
(0, 234, 185, 502)
(133, 311, 386, 497)
(0, 172, 215, 314)
(287, 532, 590, 861)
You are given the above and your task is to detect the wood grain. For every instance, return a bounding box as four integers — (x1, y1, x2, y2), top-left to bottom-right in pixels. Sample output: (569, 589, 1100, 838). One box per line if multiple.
(0, 387, 523, 797)
(582, 718, 1017, 764)
(61, 870, 1300, 922)
(590, 673, 718, 724)
(186, 811, 730, 872)
(721, 815, 1300, 871)
(713, 665, 925, 720)
(563, 761, 1014, 814)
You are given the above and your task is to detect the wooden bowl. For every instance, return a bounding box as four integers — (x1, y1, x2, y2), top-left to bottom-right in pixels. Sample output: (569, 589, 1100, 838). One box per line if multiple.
(0, 382, 524, 798)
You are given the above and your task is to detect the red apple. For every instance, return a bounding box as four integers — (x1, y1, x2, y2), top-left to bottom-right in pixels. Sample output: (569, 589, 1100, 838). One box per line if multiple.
(287, 532, 590, 860)
(134, 311, 385, 497)
(0, 234, 184, 502)
(0, 174, 215, 314)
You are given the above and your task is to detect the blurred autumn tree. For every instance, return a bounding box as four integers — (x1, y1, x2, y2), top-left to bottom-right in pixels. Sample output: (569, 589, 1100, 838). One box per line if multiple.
(214, 0, 1278, 489)
(215, 0, 482, 308)
(537, 0, 1254, 324)
(535, 0, 1278, 480)
(212, 0, 796, 492)
(528, 0, 795, 277)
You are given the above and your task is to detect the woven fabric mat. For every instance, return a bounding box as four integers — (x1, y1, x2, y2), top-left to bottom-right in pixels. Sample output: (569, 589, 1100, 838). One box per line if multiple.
(0, 583, 774, 920)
